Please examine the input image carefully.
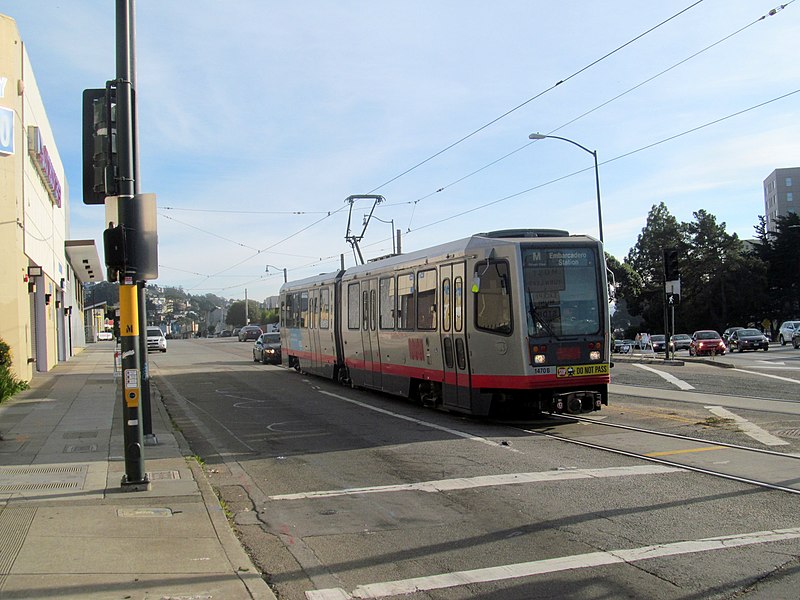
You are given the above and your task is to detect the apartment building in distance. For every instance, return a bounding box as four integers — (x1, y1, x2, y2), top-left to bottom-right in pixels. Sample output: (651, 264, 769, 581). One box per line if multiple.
(763, 167, 800, 234)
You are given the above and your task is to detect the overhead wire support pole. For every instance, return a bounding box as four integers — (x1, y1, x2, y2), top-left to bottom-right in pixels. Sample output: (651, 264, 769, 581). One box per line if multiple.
(116, 0, 149, 491)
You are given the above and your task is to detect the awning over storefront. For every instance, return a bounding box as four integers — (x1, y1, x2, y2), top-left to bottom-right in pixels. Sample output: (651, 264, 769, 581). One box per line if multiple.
(65, 239, 103, 284)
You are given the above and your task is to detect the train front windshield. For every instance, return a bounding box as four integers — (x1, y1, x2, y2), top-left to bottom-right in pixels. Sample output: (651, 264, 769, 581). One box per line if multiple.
(523, 246, 601, 338)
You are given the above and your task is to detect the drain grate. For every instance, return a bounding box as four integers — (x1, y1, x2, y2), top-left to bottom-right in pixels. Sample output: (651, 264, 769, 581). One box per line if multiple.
(774, 429, 800, 439)
(0, 464, 88, 493)
(0, 481, 80, 492)
(146, 470, 181, 480)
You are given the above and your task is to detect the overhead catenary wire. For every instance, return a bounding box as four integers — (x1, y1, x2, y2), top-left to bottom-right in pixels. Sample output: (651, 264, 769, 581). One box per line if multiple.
(161, 1, 792, 294)
(364, 0, 707, 195)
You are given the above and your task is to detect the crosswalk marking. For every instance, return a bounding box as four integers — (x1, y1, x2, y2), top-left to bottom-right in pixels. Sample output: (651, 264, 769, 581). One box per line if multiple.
(269, 465, 683, 500)
(306, 527, 800, 599)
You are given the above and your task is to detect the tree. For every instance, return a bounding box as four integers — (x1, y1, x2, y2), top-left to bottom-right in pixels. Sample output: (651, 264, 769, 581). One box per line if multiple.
(226, 300, 262, 327)
(623, 202, 684, 332)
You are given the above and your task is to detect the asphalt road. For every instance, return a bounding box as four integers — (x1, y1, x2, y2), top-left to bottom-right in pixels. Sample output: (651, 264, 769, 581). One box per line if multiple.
(151, 337, 800, 600)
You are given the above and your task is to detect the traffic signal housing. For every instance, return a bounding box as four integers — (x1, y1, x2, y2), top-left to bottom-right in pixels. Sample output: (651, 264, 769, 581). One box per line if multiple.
(82, 84, 118, 204)
(663, 248, 680, 281)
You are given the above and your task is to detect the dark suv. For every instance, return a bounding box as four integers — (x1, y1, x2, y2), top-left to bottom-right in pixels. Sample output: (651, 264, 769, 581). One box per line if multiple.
(238, 325, 262, 342)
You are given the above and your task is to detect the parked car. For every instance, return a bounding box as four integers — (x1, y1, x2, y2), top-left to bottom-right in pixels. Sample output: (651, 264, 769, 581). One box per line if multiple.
(613, 339, 634, 353)
(97, 331, 114, 341)
(219, 329, 232, 337)
(146, 326, 167, 353)
(252, 332, 282, 364)
(778, 320, 800, 345)
(238, 325, 262, 342)
(651, 334, 667, 352)
(670, 333, 692, 351)
(722, 326, 745, 347)
(727, 328, 769, 352)
(689, 330, 726, 356)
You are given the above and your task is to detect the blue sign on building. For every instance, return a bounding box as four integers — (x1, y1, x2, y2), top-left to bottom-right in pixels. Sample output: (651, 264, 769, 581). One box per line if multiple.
(0, 106, 14, 155)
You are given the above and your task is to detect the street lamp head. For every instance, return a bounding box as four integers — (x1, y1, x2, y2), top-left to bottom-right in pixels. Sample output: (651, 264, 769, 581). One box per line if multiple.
(528, 133, 546, 140)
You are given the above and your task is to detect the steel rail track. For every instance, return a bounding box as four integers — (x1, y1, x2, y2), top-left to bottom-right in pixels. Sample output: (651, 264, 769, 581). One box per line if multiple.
(516, 415, 800, 495)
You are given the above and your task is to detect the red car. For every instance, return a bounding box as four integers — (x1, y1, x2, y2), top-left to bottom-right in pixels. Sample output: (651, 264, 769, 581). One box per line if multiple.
(689, 330, 726, 356)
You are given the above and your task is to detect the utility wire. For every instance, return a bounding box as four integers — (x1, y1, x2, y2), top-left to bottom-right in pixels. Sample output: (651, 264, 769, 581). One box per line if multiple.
(365, 0, 706, 195)
(405, 88, 800, 236)
(397, 1, 792, 232)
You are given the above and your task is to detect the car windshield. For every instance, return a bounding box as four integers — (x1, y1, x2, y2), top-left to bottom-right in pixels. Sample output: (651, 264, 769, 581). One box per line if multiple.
(695, 331, 720, 340)
(147, 328, 162, 336)
(263, 333, 280, 343)
(651, 335, 665, 341)
(674, 334, 690, 340)
(738, 329, 761, 336)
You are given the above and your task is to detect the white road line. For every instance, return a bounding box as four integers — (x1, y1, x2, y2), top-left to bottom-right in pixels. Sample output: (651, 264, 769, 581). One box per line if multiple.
(736, 368, 800, 384)
(705, 406, 789, 446)
(305, 527, 800, 599)
(318, 390, 521, 452)
(634, 364, 695, 390)
(269, 465, 683, 501)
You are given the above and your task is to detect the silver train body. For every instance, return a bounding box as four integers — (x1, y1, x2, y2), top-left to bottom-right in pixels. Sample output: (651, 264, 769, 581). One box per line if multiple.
(280, 229, 610, 416)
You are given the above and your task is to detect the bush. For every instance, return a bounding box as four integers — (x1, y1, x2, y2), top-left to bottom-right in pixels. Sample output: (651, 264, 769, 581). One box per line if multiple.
(0, 338, 28, 403)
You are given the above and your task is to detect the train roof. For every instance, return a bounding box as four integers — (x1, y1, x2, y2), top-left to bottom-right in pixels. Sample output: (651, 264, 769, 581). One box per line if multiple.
(280, 229, 598, 292)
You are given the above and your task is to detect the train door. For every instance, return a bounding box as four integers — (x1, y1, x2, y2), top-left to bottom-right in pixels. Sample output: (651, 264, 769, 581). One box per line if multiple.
(440, 262, 471, 409)
(309, 289, 321, 371)
(360, 279, 381, 389)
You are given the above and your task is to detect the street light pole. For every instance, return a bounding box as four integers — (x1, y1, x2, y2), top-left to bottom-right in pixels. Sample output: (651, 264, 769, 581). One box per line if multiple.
(528, 133, 604, 244)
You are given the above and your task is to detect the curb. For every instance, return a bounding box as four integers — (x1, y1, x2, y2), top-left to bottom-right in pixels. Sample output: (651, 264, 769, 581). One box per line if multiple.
(151, 378, 278, 600)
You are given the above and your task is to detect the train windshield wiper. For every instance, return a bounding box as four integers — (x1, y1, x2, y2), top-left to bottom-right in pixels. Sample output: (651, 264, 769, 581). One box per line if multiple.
(528, 292, 559, 340)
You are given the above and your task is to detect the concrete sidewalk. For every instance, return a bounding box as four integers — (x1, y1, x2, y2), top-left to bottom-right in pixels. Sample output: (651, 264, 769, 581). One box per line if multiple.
(0, 343, 275, 599)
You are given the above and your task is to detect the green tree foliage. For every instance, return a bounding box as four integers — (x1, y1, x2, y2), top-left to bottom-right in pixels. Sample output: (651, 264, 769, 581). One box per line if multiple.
(624, 203, 683, 331)
(226, 300, 262, 327)
(0, 338, 28, 403)
(617, 203, 776, 335)
(753, 213, 800, 321)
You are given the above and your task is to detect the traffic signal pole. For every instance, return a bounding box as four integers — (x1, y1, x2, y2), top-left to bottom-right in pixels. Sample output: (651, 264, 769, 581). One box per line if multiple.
(116, 0, 149, 490)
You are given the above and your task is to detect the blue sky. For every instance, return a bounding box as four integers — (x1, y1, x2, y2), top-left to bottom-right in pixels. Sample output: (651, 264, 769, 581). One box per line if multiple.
(6, 1, 799, 300)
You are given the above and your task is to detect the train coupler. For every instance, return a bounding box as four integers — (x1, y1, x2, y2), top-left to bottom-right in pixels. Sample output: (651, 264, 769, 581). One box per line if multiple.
(553, 391, 603, 414)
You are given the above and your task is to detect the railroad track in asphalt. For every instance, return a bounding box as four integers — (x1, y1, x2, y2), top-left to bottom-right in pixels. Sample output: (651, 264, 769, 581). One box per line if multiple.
(513, 413, 800, 496)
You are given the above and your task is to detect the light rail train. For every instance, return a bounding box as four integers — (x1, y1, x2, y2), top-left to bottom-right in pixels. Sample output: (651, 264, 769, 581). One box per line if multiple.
(280, 229, 610, 416)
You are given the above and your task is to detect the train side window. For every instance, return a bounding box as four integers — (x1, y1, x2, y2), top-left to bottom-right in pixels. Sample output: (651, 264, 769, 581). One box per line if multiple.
(379, 276, 395, 330)
(347, 283, 360, 330)
(442, 278, 451, 332)
(398, 272, 415, 330)
(455, 338, 467, 370)
(443, 337, 454, 368)
(370, 289, 377, 331)
(300, 291, 309, 328)
(362, 290, 369, 331)
(320, 288, 330, 329)
(474, 260, 512, 335)
(454, 277, 463, 332)
(416, 269, 437, 331)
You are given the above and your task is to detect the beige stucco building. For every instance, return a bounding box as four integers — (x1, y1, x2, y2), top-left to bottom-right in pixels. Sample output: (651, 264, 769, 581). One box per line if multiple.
(1, 13, 103, 382)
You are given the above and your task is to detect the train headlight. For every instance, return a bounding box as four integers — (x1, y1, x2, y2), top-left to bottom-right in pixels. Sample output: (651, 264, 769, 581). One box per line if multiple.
(589, 350, 601, 361)
(534, 354, 547, 365)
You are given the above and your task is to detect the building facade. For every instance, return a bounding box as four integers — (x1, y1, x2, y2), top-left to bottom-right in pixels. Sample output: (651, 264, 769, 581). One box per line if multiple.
(763, 167, 800, 234)
(1, 14, 103, 382)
